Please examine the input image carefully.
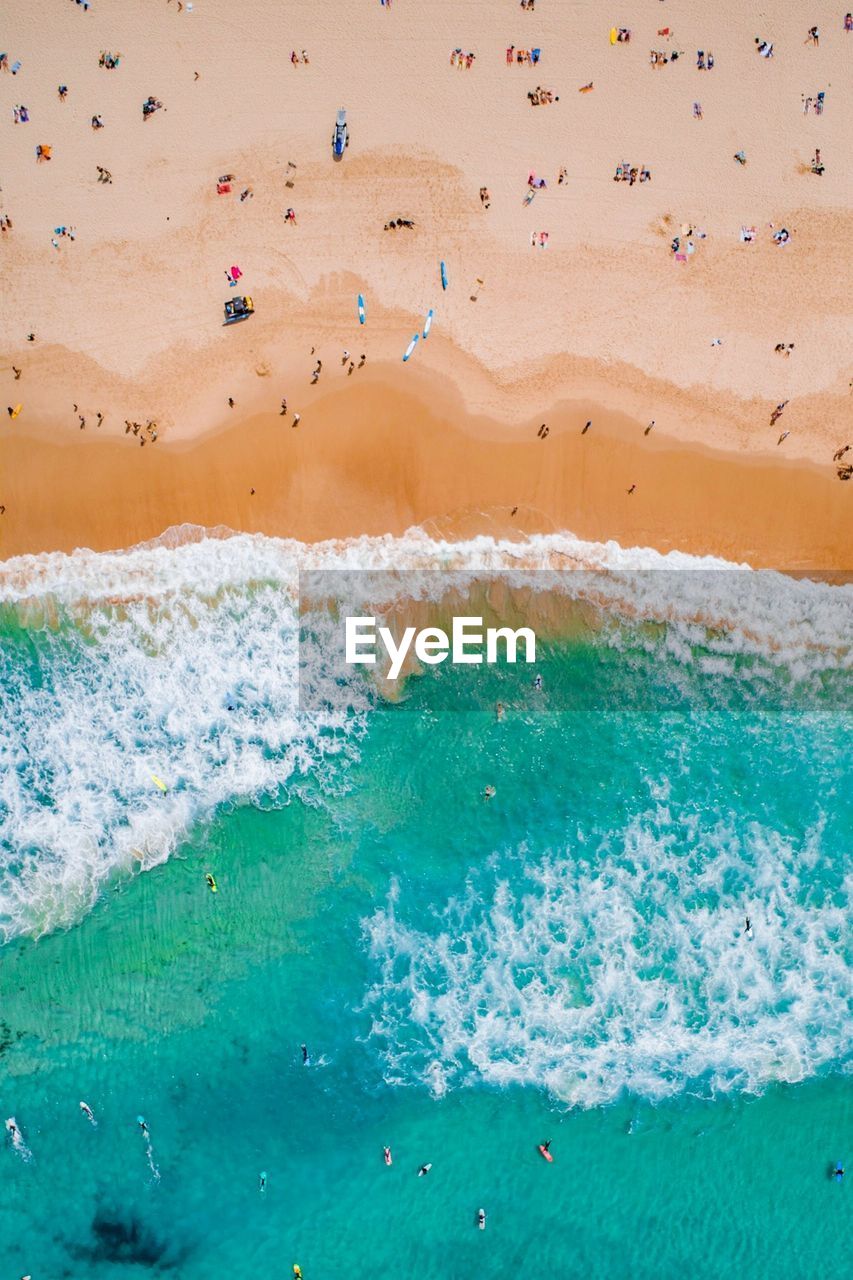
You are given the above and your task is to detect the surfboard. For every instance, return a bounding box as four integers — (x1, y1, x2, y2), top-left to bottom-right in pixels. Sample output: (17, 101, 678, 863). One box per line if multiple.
(440, 260, 448, 290)
(150, 773, 168, 793)
(538, 1145, 554, 1162)
(403, 333, 419, 362)
(423, 308, 434, 339)
(610, 27, 618, 45)
(358, 293, 366, 324)
(10, 404, 22, 419)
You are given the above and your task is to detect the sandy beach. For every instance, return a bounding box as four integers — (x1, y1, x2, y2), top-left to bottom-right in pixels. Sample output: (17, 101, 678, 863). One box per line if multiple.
(1, 0, 851, 565)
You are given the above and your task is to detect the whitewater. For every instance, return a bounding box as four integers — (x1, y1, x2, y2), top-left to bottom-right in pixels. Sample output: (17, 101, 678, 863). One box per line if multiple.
(0, 527, 850, 944)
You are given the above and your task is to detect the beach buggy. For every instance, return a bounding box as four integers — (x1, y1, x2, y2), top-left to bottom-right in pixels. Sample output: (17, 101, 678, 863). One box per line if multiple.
(332, 109, 348, 159)
(223, 296, 254, 325)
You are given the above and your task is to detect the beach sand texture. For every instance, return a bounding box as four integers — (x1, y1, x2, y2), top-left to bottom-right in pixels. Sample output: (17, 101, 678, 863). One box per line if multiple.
(0, 0, 851, 562)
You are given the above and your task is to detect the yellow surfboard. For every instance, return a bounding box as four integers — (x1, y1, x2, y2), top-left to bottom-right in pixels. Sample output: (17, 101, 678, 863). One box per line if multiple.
(9, 404, 22, 419)
(610, 27, 618, 45)
(150, 773, 168, 793)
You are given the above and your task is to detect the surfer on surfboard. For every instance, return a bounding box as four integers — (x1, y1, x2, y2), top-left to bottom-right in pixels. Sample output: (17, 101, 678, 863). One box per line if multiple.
(538, 1139, 553, 1162)
(383, 1146, 392, 1166)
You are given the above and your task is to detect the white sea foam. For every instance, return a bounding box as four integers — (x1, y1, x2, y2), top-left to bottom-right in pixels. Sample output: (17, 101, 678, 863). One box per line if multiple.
(1, 528, 850, 939)
(362, 816, 852, 1108)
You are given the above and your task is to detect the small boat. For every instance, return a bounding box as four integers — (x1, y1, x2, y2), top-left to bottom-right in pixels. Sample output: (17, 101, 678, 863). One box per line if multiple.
(332, 108, 349, 159)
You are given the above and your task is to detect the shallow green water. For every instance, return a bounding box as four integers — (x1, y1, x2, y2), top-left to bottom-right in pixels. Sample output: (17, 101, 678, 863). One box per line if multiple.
(1, 611, 850, 1278)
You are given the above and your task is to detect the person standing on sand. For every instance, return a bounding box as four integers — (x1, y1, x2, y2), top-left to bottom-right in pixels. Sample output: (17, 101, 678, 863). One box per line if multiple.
(280, 399, 287, 415)
(292, 413, 301, 428)
(627, 483, 636, 494)
(645, 420, 655, 435)
(228, 397, 234, 409)
(582, 420, 591, 434)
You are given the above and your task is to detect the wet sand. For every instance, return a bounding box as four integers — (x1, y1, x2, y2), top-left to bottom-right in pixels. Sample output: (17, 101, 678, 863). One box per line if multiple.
(1, 362, 849, 569)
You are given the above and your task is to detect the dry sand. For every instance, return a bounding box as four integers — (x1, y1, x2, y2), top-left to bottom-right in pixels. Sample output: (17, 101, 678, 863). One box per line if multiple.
(1, 0, 851, 565)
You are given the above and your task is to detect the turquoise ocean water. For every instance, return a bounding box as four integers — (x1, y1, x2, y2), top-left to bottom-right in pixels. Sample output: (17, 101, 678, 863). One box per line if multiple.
(0, 532, 850, 1278)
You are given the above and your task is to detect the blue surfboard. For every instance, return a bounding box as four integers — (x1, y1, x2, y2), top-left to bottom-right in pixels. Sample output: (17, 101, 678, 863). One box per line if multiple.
(440, 261, 448, 290)
(423, 308, 434, 339)
(358, 293, 365, 324)
(403, 333, 419, 362)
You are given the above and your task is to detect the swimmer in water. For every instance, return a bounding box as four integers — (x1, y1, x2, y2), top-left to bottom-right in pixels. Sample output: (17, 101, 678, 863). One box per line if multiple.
(79, 1101, 96, 1125)
(138, 1116, 149, 1137)
(6, 1117, 21, 1143)
(301, 1043, 309, 1065)
(478, 1208, 486, 1229)
(496, 702, 505, 721)
(745, 916, 753, 936)
(533, 674, 542, 690)
(259, 1171, 267, 1191)
(484, 785, 496, 800)
(293, 1266, 303, 1279)
(205, 872, 217, 892)
(383, 1146, 392, 1166)
(418, 1162, 432, 1176)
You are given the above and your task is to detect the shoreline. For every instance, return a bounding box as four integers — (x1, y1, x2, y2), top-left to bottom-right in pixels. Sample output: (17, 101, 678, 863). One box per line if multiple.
(1, 360, 850, 569)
